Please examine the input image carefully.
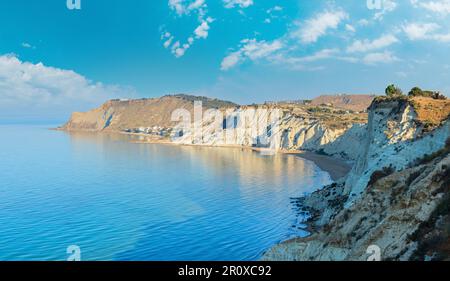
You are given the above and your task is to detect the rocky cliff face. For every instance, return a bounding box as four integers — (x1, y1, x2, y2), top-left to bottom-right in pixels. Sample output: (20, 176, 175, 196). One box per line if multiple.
(173, 105, 366, 161)
(62, 96, 368, 161)
(61, 94, 450, 260)
(262, 152, 450, 261)
(262, 97, 450, 261)
(345, 99, 450, 203)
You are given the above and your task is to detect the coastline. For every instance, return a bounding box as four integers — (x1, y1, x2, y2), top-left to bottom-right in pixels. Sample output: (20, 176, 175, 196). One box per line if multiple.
(290, 151, 351, 181)
(123, 133, 352, 181)
(60, 128, 351, 182)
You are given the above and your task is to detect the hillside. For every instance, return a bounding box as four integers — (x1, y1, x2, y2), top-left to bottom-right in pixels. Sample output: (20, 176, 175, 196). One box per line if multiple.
(411, 96, 450, 127)
(311, 94, 376, 112)
(263, 96, 450, 261)
(61, 92, 450, 260)
(61, 94, 370, 161)
(61, 95, 237, 133)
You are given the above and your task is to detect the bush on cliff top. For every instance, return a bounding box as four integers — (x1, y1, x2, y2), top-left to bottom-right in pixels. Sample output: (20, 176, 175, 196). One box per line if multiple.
(408, 87, 447, 100)
(385, 84, 404, 97)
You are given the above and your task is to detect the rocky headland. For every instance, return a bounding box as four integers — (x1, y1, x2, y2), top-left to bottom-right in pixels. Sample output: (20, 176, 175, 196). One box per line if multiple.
(61, 91, 450, 261)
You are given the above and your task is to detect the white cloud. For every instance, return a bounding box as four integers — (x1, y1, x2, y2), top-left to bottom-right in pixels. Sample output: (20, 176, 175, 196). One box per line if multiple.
(358, 19, 370, 26)
(194, 20, 211, 39)
(21, 42, 35, 49)
(402, 22, 450, 42)
(271, 48, 339, 65)
(168, 0, 206, 15)
(345, 24, 356, 33)
(291, 9, 348, 44)
(410, 0, 450, 15)
(240, 39, 283, 60)
(347, 34, 399, 53)
(220, 39, 283, 70)
(269, 48, 359, 70)
(264, 5, 283, 24)
(434, 33, 450, 41)
(163, 33, 174, 48)
(373, 0, 397, 20)
(163, 1, 213, 58)
(403, 22, 440, 40)
(221, 51, 242, 70)
(0, 54, 133, 121)
(292, 48, 340, 63)
(268, 6, 283, 13)
(223, 0, 254, 9)
(362, 51, 399, 65)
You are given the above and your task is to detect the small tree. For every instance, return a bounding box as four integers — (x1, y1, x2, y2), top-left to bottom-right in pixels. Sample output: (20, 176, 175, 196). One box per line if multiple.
(385, 84, 403, 97)
(408, 87, 423, 97)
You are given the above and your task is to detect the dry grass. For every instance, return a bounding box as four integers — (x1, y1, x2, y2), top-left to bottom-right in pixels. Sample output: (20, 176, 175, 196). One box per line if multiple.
(411, 97, 450, 126)
(310, 94, 375, 112)
(281, 103, 369, 130)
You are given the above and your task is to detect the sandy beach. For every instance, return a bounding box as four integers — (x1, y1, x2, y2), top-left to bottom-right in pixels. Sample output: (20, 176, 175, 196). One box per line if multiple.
(290, 151, 352, 181)
(125, 132, 352, 181)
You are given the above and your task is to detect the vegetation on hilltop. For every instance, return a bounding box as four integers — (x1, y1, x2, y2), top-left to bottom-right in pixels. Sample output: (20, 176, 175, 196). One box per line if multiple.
(373, 84, 450, 129)
(310, 94, 375, 112)
(408, 87, 447, 100)
(385, 84, 404, 97)
(279, 103, 368, 130)
(166, 94, 238, 109)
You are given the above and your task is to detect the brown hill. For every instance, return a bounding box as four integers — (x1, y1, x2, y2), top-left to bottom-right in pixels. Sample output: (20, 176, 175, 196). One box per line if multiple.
(61, 95, 237, 132)
(311, 94, 376, 112)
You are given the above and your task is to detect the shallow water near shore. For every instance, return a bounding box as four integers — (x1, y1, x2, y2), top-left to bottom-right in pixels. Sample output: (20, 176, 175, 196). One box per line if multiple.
(0, 125, 332, 261)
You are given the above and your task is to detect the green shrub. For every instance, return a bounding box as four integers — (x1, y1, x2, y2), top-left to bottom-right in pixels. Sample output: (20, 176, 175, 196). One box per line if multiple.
(408, 87, 447, 100)
(385, 84, 404, 97)
(408, 87, 424, 97)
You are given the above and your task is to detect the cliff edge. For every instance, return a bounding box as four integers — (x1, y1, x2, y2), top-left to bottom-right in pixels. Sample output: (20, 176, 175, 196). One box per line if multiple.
(262, 96, 450, 261)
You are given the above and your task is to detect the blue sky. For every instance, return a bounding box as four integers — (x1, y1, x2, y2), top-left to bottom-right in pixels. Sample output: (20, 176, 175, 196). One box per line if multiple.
(1, 0, 450, 122)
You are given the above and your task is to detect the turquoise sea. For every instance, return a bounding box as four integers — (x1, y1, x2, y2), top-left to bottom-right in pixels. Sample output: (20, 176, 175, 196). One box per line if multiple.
(0, 125, 332, 261)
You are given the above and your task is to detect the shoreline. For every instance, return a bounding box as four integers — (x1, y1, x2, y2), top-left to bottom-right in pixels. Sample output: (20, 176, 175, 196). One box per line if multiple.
(58, 128, 352, 182)
(127, 137, 352, 181)
(130, 138, 352, 181)
(290, 151, 351, 181)
(57, 128, 352, 181)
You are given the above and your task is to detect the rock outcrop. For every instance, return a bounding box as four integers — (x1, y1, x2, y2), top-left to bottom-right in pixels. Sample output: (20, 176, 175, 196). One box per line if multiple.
(61, 93, 450, 261)
(61, 95, 369, 161)
(262, 151, 450, 261)
(173, 105, 366, 161)
(61, 95, 237, 133)
(262, 97, 450, 261)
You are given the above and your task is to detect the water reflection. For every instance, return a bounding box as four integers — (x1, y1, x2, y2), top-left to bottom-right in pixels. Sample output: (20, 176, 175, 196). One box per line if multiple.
(51, 130, 332, 260)
(65, 131, 329, 197)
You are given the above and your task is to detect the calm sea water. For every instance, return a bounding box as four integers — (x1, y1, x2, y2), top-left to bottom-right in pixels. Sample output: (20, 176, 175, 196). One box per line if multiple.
(0, 125, 332, 261)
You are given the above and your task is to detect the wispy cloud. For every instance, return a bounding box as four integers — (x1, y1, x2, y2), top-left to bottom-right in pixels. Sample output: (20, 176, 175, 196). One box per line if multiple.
(410, 0, 450, 15)
(21, 42, 36, 49)
(264, 5, 283, 24)
(221, 39, 283, 70)
(403, 22, 450, 42)
(168, 0, 206, 15)
(162, 0, 213, 58)
(362, 51, 399, 65)
(223, 0, 254, 9)
(373, 0, 397, 20)
(290, 9, 348, 44)
(347, 34, 399, 53)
